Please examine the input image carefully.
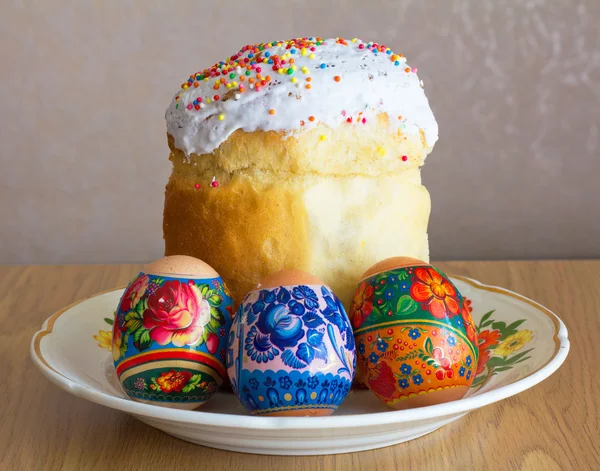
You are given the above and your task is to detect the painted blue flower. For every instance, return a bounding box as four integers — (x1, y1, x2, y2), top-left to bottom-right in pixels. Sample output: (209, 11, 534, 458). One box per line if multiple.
(256, 303, 305, 350)
(466, 355, 472, 367)
(369, 352, 379, 364)
(245, 326, 280, 363)
(384, 289, 395, 300)
(249, 378, 259, 390)
(292, 285, 319, 310)
(466, 371, 472, 380)
(398, 378, 409, 389)
(307, 376, 319, 389)
(331, 379, 338, 389)
(459, 366, 466, 377)
(376, 338, 388, 352)
(288, 300, 306, 316)
(359, 343, 366, 355)
(408, 329, 421, 340)
(279, 377, 292, 390)
(400, 283, 409, 292)
(264, 377, 275, 387)
(322, 380, 330, 388)
(447, 336, 456, 347)
(400, 363, 412, 375)
(388, 275, 398, 284)
(369, 278, 377, 286)
(412, 374, 424, 385)
(456, 318, 463, 327)
(295, 379, 306, 388)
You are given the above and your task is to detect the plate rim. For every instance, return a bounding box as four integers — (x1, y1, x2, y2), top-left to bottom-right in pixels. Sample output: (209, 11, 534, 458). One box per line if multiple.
(30, 275, 570, 430)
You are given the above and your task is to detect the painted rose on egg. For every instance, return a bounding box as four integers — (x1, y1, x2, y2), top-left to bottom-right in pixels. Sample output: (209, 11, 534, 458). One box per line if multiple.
(142, 280, 211, 347)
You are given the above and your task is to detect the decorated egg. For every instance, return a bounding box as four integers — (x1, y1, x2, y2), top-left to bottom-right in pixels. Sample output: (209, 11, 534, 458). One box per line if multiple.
(350, 257, 479, 409)
(227, 269, 356, 416)
(112, 255, 233, 409)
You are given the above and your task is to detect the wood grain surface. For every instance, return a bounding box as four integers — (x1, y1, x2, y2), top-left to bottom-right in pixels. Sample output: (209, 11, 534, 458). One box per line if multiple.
(1, 262, 598, 470)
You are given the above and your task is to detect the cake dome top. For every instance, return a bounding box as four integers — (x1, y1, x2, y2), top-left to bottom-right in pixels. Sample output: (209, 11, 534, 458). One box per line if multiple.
(165, 37, 438, 156)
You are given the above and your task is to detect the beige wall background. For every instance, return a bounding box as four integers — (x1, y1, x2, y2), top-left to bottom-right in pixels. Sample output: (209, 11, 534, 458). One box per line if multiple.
(1, 0, 599, 264)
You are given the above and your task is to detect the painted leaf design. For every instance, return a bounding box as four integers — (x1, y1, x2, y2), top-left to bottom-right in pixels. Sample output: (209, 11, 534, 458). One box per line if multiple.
(396, 295, 418, 315)
(277, 287, 291, 304)
(207, 293, 222, 306)
(133, 329, 152, 351)
(478, 310, 495, 329)
(246, 307, 258, 325)
(200, 284, 210, 297)
(263, 290, 276, 304)
(492, 366, 513, 373)
(104, 317, 114, 325)
(302, 311, 325, 328)
(344, 327, 355, 351)
(424, 337, 433, 356)
(323, 293, 337, 311)
(307, 329, 324, 347)
(306, 329, 328, 361)
(281, 349, 306, 369)
(296, 342, 315, 364)
(124, 311, 142, 333)
(135, 298, 147, 316)
(119, 333, 129, 358)
(252, 300, 265, 315)
(208, 315, 221, 332)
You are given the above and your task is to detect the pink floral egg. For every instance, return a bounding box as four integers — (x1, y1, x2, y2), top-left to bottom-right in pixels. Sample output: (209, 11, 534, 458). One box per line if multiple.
(112, 256, 234, 410)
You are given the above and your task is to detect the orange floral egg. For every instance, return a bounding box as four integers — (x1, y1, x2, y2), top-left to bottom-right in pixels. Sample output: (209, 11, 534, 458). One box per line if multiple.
(350, 257, 479, 409)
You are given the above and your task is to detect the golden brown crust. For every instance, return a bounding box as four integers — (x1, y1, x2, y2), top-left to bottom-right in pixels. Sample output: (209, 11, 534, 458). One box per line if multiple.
(164, 173, 311, 303)
(164, 117, 432, 307)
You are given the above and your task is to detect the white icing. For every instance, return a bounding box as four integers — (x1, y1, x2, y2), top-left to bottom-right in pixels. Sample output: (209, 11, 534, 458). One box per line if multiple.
(165, 38, 438, 156)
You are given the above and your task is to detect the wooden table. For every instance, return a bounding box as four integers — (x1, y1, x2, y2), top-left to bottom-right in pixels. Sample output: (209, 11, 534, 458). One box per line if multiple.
(1, 261, 598, 470)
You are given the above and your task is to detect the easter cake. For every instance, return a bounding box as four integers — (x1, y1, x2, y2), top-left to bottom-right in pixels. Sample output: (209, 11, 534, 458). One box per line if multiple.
(163, 37, 438, 308)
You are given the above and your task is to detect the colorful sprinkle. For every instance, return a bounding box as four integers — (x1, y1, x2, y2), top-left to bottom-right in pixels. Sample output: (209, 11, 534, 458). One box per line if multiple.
(320, 135, 326, 141)
(174, 37, 421, 124)
(402, 155, 408, 161)
(210, 177, 219, 187)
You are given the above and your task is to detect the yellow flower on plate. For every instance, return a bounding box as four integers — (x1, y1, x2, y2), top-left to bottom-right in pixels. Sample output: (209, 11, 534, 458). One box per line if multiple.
(93, 330, 112, 350)
(495, 330, 534, 357)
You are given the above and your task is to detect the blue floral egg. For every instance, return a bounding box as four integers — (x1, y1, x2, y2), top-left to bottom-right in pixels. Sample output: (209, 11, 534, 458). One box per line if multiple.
(227, 270, 356, 416)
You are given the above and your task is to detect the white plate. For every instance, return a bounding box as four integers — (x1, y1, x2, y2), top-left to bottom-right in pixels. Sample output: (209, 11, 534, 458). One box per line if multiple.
(31, 276, 569, 455)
